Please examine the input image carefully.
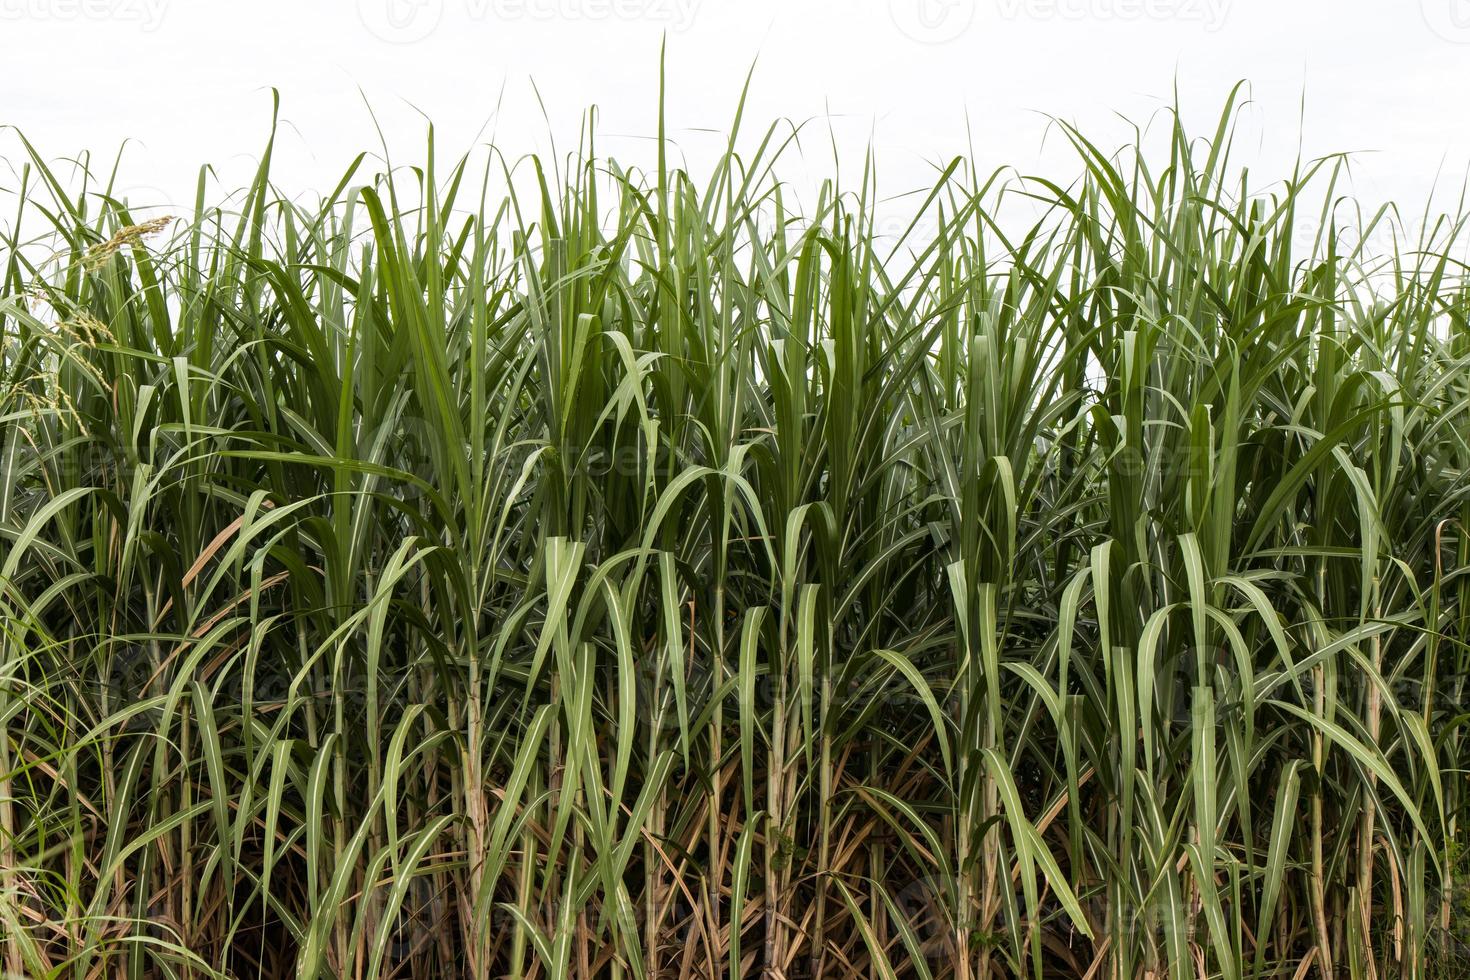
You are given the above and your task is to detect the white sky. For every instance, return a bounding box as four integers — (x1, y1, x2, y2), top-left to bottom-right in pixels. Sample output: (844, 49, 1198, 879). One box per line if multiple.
(1, 0, 1468, 227)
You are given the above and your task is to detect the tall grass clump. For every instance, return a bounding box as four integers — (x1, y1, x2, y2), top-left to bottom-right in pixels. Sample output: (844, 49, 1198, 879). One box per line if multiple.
(0, 78, 1467, 978)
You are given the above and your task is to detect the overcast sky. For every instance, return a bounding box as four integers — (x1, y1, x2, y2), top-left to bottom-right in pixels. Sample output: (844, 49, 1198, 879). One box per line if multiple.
(2, 0, 1467, 226)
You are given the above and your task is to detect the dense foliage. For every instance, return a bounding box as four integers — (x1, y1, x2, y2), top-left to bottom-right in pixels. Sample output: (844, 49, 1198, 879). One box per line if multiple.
(1, 83, 1467, 978)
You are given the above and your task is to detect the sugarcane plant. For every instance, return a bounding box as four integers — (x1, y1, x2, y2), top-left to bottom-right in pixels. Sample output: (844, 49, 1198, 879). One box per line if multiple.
(0, 74, 1467, 978)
